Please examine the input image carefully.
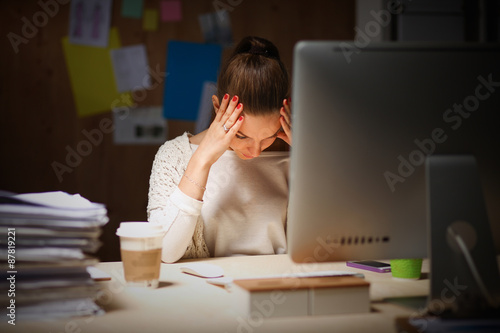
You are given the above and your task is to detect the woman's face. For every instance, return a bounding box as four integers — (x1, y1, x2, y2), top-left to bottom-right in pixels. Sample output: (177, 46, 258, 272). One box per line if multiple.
(229, 112, 282, 160)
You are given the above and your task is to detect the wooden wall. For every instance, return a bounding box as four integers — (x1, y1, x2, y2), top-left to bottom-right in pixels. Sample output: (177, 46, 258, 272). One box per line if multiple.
(0, 0, 355, 261)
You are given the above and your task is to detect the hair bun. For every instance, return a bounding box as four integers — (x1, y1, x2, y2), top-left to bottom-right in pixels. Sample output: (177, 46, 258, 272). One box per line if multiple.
(233, 36, 281, 60)
(248, 44, 270, 57)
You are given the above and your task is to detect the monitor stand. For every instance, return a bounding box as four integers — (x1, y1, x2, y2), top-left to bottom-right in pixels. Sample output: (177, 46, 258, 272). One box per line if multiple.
(426, 155, 500, 319)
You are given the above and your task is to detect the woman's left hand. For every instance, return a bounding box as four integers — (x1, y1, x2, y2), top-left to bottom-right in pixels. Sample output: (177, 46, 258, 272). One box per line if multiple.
(277, 98, 292, 146)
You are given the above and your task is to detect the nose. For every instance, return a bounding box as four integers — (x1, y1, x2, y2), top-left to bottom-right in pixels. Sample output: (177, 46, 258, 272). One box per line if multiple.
(248, 142, 262, 158)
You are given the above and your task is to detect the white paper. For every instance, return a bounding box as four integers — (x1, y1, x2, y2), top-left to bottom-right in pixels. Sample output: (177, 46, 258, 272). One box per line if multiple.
(68, 0, 113, 48)
(0, 205, 107, 220)
(17, 298, 104, 321)
(0, 247, 85, 261)
(87, 266, 112, 281)
(14, 191, 103, 210)
(195, 81, 217, 134)
(113, 106, 167, 145)
(198, 10, 233, 47)
(0, 191, 107, 221)
(110, 44, 151, 93)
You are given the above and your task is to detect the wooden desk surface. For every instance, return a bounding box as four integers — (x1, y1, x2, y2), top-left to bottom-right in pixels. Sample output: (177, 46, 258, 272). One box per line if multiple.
(4, 255, 430, 333)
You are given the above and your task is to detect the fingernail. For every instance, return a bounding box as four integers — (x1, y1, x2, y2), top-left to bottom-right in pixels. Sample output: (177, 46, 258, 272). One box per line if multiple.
(239, 116, 243, 121)
(237, 103, 242, 109)
(224, 94, 229, 100)
(284, 99, 288, 105)
(232, 96, 238, 102)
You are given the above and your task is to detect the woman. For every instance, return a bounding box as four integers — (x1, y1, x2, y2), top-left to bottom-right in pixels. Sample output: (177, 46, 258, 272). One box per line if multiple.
(147, 36, 292, 263)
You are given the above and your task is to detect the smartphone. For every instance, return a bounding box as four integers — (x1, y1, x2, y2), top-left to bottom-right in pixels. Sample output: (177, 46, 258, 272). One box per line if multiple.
(346, 260, 391, 273)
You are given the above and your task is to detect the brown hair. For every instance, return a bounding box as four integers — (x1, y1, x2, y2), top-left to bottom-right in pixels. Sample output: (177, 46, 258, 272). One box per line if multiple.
(216, 36, 289, 116)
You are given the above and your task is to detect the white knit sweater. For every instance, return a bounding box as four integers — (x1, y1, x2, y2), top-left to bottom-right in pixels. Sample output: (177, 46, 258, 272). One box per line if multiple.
(147, 132, 290, 263)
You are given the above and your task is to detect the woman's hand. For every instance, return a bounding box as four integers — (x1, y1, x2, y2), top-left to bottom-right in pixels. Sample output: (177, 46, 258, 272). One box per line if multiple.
(180, 94, 244, 200)
(278, 98, 292, 146)
(194, 94, 245, 167)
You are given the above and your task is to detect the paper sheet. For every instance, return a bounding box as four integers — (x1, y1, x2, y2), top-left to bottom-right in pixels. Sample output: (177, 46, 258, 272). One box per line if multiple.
(110, 44, 151, 93)
(163, 41, 222, 121)
(195, 81, 217, 134)
(62, 27, 134, 117)
(143, 8, 159, 31)
(121, 0, 143, 18)
(68, 0, 113, 47)
(13, 191, 103, 210)
(0, 191, 108, 221)
(198, 10, 233, 47)
(160, 0, 182, 22)
(113, 106, 167, 145)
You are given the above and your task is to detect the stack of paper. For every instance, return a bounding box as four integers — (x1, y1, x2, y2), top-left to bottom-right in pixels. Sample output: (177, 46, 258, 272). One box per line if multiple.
(0, 191, 108, 321)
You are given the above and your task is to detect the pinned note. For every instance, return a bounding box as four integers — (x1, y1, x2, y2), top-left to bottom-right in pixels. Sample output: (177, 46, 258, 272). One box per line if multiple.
(163, 41, 222, 121)
(68, 0, 113, 47)
(195, 81, 217, 134)
(113, 106, 166, 145)
(143, 8, 159, 31)
(160, 0, 182, 22)
(198, 10, 233, 47)
(110, 44, 151, 93)
(121, 0, 143, 18)
(62, 27, 134, 117)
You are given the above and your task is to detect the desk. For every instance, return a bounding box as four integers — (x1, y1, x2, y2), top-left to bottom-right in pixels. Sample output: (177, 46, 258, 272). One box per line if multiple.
(4, 255, 430, 333)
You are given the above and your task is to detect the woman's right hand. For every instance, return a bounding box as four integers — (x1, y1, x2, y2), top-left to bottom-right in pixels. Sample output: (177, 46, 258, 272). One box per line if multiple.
(194, 94, 245, 167)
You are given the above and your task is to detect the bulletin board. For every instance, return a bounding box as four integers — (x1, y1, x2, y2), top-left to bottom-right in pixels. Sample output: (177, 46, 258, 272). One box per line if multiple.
(0, 0, 355, 261)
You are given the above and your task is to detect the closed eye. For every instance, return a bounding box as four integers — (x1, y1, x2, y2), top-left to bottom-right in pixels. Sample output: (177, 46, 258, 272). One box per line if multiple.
(236, 129, 281, 140)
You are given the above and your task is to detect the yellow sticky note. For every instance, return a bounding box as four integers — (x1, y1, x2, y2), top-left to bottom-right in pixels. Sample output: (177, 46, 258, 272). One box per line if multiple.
(62, 27, 133, 117)
(143, 9, 159, 31)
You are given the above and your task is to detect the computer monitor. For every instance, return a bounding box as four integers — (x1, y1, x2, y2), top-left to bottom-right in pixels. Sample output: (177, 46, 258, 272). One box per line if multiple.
(287, 41, 500, 317)
(288, 41, 500, 262)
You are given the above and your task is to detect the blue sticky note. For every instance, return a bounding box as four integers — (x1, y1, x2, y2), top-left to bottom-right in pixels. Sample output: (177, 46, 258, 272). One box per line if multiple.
(121, 0, 143, 18)
(163, 41, 222, 121)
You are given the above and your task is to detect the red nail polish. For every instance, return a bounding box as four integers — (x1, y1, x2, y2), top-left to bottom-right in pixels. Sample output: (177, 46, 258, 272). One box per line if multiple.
(284, 99, 288, 106)
(237, 103, 242, 109)
(239, 116, 243, 121)
(224, 94, 229, 100)
(232, 96, 238, 102)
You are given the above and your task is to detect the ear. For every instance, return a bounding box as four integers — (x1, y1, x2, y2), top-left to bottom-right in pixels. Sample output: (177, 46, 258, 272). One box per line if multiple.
(212, 95, 220, 113)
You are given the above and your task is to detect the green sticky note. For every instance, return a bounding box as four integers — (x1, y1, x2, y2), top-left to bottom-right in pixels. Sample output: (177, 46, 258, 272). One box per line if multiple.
(122, 0, 143, 18)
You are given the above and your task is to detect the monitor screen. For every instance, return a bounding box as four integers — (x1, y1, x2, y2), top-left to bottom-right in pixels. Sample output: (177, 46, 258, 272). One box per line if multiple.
(287, 41, 500, 264)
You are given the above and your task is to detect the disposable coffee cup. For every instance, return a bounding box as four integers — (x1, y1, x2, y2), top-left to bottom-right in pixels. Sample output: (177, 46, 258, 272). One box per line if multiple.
(116, 222, 164, 288)
(390, 258, 423, 280)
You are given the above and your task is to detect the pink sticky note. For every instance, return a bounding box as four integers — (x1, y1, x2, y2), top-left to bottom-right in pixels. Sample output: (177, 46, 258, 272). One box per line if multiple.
(161, 0, 182, 22)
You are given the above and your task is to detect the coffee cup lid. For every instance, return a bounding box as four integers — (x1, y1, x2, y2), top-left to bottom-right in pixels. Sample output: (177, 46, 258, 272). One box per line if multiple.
(116, 222, 164, 238)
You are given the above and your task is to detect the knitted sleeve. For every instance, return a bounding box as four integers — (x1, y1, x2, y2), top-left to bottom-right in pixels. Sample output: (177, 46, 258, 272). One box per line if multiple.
(147, 132, 210, 262)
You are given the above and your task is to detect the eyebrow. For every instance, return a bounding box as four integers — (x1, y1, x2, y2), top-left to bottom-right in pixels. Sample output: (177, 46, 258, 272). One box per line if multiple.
(237, 128, 281, 139)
